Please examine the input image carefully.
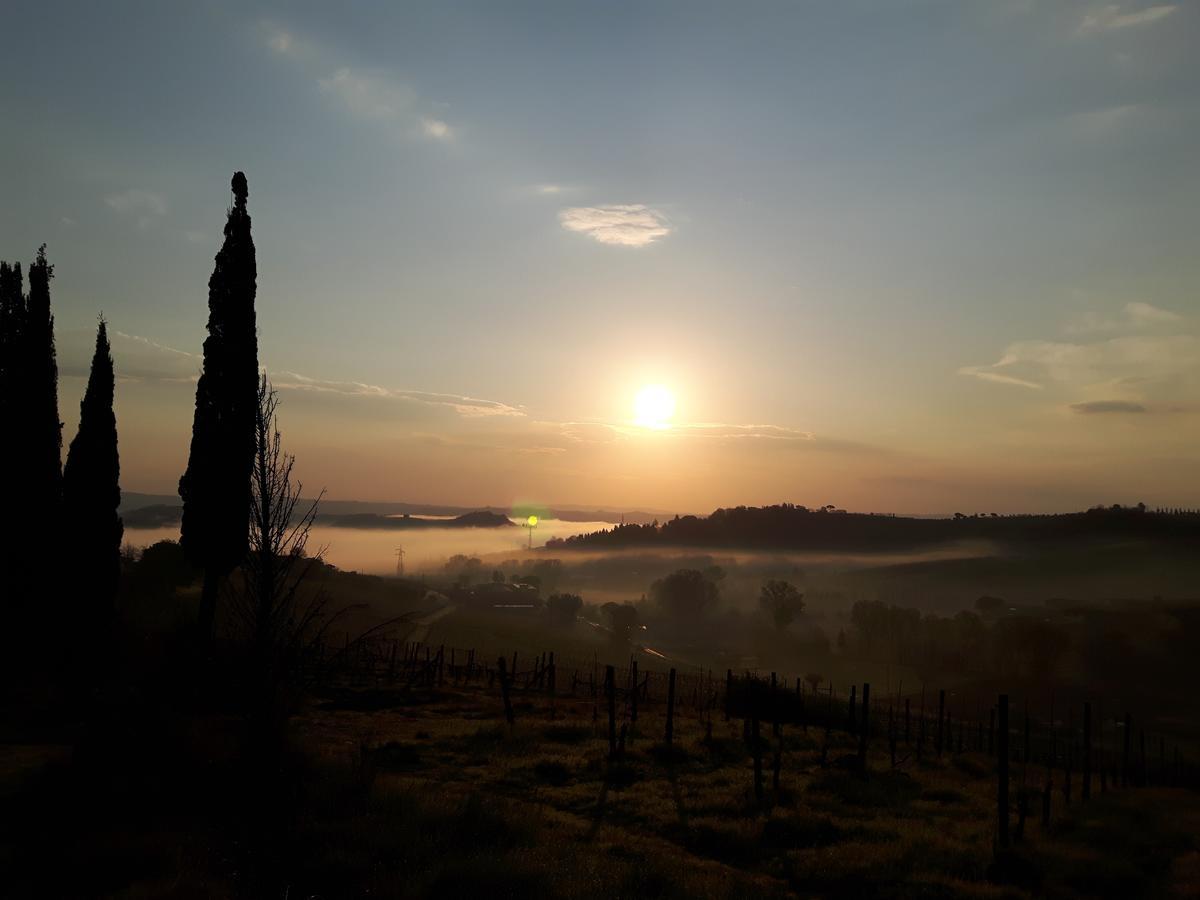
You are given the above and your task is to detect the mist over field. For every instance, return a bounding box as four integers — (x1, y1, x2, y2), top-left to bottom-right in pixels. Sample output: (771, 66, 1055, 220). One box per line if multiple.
(123, 518, 618, 576)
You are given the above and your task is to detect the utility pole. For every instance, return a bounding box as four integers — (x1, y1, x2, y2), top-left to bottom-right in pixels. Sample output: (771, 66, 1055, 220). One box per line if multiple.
(394, 546, 405, 577)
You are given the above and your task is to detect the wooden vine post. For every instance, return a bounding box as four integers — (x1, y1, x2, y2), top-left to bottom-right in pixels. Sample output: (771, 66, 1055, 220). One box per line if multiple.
(998, 694, 1010, 850)
(666, 667, 677, 745)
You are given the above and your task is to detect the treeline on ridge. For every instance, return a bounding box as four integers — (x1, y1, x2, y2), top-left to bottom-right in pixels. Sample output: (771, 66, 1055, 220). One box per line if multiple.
(548, 502, 1200, 552)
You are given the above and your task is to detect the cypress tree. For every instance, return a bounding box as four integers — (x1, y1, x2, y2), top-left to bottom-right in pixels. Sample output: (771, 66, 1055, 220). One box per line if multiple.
(179, 172, 259, 644)
(24, 245, 64, 524)
(0, 261, 26, 384)
(0, 261, 27, 588)
(1, 249, 64, 621)
(62, 318, 123, 622)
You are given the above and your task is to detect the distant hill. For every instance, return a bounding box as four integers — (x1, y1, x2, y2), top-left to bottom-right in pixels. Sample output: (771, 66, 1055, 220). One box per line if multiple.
(122, 504, 187, 529)
(317, 511, 514, 529)
(547, 503, 1200, 552)
(118, 492, 668, 527)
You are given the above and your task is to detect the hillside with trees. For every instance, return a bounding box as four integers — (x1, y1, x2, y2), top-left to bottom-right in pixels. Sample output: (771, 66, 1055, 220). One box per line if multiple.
(548, 503, 1200, 552)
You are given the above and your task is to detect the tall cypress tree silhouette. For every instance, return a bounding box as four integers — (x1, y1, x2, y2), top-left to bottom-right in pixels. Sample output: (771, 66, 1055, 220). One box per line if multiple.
(0, 261, 26, 385)
(0, 249, 62, 618)
(63, 318, 123, 622)
(179, 172, 259, 645)
(25, 246, 64, 531)
(0, 261, 27, 589)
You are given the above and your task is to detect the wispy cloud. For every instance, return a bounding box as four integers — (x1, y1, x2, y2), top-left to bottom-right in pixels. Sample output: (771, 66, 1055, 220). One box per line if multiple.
(1066, 301, 1181, 334)
(266, 28, 293, 55)
(105, 333, 517, 418)
(1070, 400, 1147, 414)
(317, 68, 451, 141)
(559, 204, 673, 247)
(112, 330, 199, 359)
(318, 68, 417, 121)
(551, 419, 878, 455)
(1125, 301, 1182, 326)
(1065, 103, 1141, 138)
(265, 23, 454, 143)
(105, 189, 167, 227)
(671, 423, 815, 441)
(273, 371, 524, 417)
(1078, 4, 1177, 35)
(961, 333, 1200, 411)
(957, 366, 1045, 390)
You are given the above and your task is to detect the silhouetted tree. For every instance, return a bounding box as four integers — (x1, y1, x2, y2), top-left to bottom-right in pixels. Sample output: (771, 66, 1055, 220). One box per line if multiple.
(179, 172, 259, 645)
(24, 246, 63, 525)
(651, 568, 720, 619)
(228, 375, 327, 695)
(0, 248, 62, 620)
(0, 261, 25, 399)
(62, 318, 123, 623)
(132, 540, 199, 598)
(759, 579, 805, 630)
(0, 261, 26, 588)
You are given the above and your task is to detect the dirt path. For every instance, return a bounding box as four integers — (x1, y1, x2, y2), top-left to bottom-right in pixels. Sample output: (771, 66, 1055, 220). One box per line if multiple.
(407, 594, 454, 643)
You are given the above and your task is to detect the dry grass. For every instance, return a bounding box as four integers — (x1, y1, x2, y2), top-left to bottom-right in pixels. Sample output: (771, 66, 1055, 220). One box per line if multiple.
(3, 673, 1197, 898)
(280, 678, 1199, 899)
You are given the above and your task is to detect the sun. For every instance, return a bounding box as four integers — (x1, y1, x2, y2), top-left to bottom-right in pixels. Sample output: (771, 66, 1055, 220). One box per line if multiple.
(634, 384, 676, 429)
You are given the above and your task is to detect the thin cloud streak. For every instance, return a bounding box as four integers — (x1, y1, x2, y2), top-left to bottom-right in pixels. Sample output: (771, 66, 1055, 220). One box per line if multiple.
(957, 366, 1044, 390)
(1066, 301, 1181, 335)
(106, 333, 519, 418)
(1070, 400, 1147, 414)
(112, 330, 199, 359)
(273, 370, 525, 417)
(1077, 4, 1177, 34)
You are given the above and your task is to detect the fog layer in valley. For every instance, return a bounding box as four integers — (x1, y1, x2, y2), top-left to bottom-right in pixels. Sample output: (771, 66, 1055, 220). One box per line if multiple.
(123, 519, 616, 576)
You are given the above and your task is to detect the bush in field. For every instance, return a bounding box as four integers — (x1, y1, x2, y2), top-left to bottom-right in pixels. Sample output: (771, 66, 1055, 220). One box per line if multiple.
(136, 540, 199, 592)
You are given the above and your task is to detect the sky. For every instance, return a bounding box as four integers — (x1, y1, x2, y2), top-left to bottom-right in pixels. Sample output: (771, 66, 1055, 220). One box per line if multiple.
(1, 1, 1198, 515)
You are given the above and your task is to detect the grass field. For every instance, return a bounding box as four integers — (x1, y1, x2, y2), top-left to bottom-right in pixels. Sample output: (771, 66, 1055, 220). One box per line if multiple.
(4, 662, 1198, 898)
(279, 675, 1199, 899)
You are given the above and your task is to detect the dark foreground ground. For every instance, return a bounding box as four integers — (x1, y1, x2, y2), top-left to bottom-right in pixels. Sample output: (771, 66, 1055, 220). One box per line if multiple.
(3, 672, 1198, 899)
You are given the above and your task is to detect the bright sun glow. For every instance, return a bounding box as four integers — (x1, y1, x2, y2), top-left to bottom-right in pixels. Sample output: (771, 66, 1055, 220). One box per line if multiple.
(634, 384, 676, 429)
